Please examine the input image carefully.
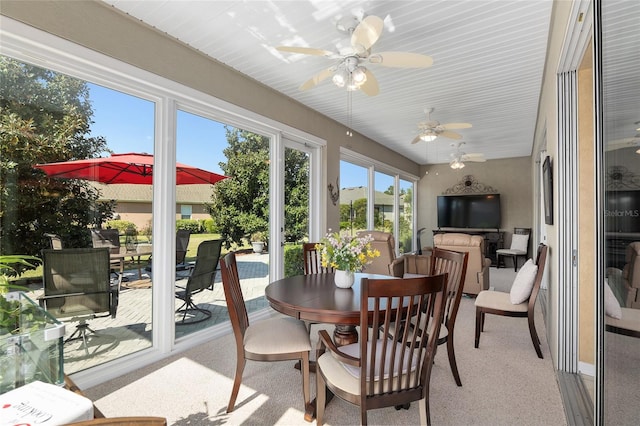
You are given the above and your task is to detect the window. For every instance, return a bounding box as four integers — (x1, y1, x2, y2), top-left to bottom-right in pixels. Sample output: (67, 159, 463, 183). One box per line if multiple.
(180, 205, 192, 219)
(340, 151, 418, 253)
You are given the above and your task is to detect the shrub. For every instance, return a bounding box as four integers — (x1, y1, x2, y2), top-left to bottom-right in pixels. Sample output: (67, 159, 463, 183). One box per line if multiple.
(105, 220, 137, 234)
(176, 219, 200, 233)
(201, 218, 218, 233)
(284, 244, 304, 277)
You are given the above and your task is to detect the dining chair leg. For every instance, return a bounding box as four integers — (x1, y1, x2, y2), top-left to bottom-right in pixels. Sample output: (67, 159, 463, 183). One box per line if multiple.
(446, 333, 462, 386)
(360, 406, 368, 426)
(528, 315, 543, 359)
(301, 352, 310, 407)
(419, 396, 430, 426)
(474, 309, 482, 348)
(227, 357, 246, 412)
(316, 370, 326, 426)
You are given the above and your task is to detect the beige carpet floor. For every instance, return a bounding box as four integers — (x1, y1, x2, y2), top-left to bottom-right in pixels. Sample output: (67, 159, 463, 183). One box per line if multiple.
(85, 268, 566, 425)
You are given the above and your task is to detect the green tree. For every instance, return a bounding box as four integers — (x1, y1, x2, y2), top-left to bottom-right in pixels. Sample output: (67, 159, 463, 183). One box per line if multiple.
(0, 57, 114, 255)
(210, 127, 309, 248)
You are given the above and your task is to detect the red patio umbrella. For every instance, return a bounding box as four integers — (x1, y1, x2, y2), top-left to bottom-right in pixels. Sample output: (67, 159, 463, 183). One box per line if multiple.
(34, 152, 228, 185)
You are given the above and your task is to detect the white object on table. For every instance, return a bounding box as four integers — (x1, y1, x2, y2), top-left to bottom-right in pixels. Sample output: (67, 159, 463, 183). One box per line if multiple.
(0, 380, 93, 425)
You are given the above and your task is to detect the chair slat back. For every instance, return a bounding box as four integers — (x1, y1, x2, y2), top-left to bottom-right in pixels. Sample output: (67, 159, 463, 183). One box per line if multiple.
(303, 242, 333, 274)
(176, 229, 191, 264)
(45, 233, 63, 250)
(220, 252, 250, 339)
(360, 274, 447, 401)
(187, 239, 223, 294)
(430, 248, 468, 327)
(91, 229, 120, 254)
(42, 248, 113, 319)
(528, 244, 548, 311)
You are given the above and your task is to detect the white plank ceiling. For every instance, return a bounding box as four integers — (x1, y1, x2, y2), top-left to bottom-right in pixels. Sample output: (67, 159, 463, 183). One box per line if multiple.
(101, 0, 558, 165)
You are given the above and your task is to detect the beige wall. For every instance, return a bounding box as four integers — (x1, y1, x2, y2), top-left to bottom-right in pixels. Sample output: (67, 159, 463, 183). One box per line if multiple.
(0, 0, 420, 232)
(417, 156, 533, 247)
(530, 0, 575, 366)
(577, 46, 595, 367)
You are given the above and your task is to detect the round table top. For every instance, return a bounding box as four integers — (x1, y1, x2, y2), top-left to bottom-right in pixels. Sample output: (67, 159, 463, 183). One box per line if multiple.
(265, 272, 394, 326)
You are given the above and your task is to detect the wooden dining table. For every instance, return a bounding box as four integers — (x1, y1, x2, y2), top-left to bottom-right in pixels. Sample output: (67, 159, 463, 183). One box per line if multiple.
(265, 271, 395, 421)
(265, 271, 393, 346)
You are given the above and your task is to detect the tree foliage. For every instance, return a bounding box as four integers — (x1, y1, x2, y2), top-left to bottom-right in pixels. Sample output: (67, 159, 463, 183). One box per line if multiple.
(209, 127, 309, 248)
(0, 57, 114, 255)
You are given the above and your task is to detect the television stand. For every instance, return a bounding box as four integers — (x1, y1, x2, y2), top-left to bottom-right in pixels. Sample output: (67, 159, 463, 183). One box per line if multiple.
(432, 229, 504, 266)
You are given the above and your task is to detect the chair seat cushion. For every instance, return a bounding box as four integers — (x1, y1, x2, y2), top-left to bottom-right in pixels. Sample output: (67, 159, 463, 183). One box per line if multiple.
(334, 340, 418, 380)
(496, 248, 527, 255)
(403, 272, 427, 278)
(244, 317, 311, 354)
(509, 259, 538, 304)
(604, 279, 622, 319)
(606, 307, 640, 332)
(317, 342, 418, 395)
(475, 290, 528, 312)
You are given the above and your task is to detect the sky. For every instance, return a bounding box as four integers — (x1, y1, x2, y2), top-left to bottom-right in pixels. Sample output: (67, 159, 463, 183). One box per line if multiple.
(87, 82, 401, 191)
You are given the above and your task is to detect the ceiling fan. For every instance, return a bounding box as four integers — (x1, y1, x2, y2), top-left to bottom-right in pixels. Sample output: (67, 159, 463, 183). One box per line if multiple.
(410, 108, 472, 144)
(606, 132, 640, 153)
(276, 14, 433, 96)
(449, 142, 486, 169)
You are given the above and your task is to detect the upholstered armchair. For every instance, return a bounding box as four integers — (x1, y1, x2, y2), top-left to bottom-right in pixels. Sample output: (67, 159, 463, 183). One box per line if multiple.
(621, 242, 640, 308)
(356, 230, 396, 276)
(388, 248, 433, 278)
(433, 233, 490, 295)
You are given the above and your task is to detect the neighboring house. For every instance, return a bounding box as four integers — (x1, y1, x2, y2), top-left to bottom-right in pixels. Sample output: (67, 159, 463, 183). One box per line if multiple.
(91, 182, 214, 229)
(339, 186, 401, 223)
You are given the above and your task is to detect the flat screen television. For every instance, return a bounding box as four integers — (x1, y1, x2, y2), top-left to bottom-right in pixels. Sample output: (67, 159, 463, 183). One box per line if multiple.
(437, 194, 501, 229)
(605, 190, 640, 233)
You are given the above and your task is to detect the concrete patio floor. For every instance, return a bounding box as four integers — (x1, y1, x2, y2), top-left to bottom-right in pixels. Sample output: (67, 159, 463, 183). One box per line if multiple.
(53, 251, 271, 375)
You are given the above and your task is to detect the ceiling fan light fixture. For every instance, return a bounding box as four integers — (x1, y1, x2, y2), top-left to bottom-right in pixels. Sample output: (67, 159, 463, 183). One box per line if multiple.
(450, 159, 465, 169)
(420, 133, 437, 142)
(352, 66, 367, 84)
(332, 68, 348, 88)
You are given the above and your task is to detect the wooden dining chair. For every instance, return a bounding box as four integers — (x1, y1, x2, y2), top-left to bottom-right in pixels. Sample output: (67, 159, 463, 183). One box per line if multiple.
(303, 242, 333, 274)
(316, 273, 448, 426)
(386, 248, 468, 387)
(429, 248, 468, 386)
(475, 244, 548, 358)
(219, 251, 311, 413)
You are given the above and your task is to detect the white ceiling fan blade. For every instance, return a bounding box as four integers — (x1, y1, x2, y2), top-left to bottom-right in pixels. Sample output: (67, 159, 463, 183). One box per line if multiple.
(410, 135, 422, 144)
(606, 137, 640, 151)
(276, 46, 335, 57)
(359, 69, 380, 96)
(351, 15, 384, 52)
(369, 51, 434, 68)
(439, 130, 463, 140)
(299, 67, 334, 91)
(461, 154, 486, 162)
(442, 122, 472, 130)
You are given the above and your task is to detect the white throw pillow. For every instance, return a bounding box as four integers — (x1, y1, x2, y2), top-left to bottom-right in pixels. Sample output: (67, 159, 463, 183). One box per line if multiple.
(510, 233, 529, 252)
(509, 259, 538, 304)
(604, 279, 623, 319)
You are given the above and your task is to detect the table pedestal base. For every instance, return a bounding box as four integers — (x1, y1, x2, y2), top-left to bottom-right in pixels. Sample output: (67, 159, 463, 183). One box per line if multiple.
(333, 324, 358, 346)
